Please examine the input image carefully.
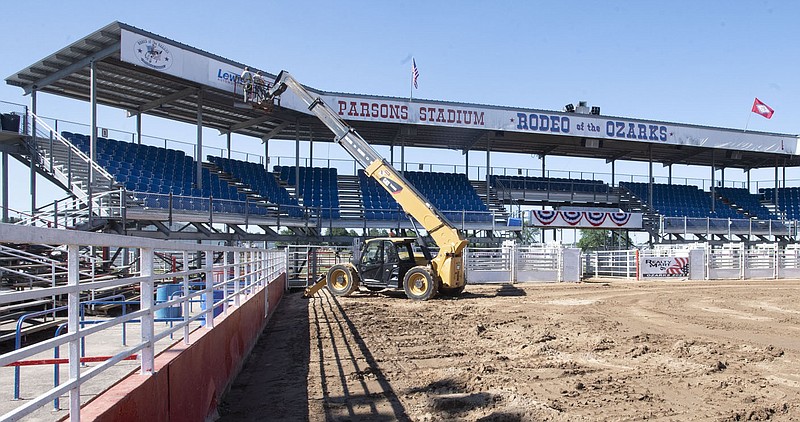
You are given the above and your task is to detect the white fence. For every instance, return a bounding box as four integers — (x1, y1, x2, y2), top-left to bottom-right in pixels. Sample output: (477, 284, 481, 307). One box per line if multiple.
(0, 224, 284, 422)
(465, 245, 568, 283)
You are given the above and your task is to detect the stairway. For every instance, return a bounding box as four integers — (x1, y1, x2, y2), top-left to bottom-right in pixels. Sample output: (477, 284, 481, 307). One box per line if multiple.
(471, 180, 510, 224)
(15, 113, 121, 227)
(336, 175, 364, 219)
(616, 186, 660, 238)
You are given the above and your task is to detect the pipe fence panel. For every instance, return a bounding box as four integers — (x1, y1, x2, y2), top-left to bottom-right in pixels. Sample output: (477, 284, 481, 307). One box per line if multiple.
(465, 247, 513, 283)
(515, 246, 561, 282)
(707, 248, 743, 280)
(587, 250, 637, 279)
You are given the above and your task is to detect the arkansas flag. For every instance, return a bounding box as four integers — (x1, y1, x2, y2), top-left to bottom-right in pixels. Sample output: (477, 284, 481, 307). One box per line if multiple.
(752, 98, 775, 119)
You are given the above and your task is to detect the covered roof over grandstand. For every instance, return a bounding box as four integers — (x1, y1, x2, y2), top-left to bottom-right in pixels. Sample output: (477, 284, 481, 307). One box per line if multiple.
(7, 21, 800, 171)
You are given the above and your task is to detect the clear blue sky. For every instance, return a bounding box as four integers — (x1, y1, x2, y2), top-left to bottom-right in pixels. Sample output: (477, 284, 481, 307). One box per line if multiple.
(2, 0, 799, 209)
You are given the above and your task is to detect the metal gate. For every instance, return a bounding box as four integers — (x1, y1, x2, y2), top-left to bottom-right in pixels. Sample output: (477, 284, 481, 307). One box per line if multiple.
(285, 245, 352, 288)
(779, 247, 800, 278)
(585, 250, 637, 278)
(707, 246, 743, 280)
(744, 247, 777, 279)
(515, 246, 561, 282)
(465, 246, 513, 283)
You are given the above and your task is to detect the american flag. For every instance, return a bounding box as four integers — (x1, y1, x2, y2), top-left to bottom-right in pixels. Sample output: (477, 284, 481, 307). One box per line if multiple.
(412, 58, 419, 89)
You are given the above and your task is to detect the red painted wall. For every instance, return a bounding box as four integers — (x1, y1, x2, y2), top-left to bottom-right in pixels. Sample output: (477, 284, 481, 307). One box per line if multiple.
(80, 274, 286, 421)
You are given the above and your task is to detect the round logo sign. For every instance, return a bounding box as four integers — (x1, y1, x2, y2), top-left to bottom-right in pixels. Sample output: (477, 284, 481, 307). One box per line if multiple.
(133, 38, 173, 70)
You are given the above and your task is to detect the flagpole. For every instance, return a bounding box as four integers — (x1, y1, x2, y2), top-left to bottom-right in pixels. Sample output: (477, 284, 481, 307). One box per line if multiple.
(744, 112, 752, 132)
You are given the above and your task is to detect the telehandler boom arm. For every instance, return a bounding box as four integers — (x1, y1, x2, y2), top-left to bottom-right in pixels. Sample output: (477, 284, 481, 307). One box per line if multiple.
(264, 71, 467, 290)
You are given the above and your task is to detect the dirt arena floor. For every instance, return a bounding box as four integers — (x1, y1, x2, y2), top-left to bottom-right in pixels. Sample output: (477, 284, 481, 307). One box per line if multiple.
(218, 279, 800, 421)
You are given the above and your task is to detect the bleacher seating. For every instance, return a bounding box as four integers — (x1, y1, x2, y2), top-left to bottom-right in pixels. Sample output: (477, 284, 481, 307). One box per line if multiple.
(210, 157, 302, 218)
(274, 166, 340, 218)
(761, 187, 800, 220)
(62, 132, 266, 215)
(358, 170, 491, 222)
(716, 187, 776, 220)
(621, 182, 742, 219)
(490, 175, 611, 193)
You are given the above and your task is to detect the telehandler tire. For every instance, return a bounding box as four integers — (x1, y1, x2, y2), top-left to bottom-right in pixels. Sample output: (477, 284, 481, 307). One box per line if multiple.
(403, 266, 438, 301)
(326, 264, 359, 296)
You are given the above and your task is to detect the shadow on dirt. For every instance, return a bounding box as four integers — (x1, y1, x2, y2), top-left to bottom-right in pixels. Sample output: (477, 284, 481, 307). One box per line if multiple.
(321, 292, 411, 421)
(460, 284, 527, 299)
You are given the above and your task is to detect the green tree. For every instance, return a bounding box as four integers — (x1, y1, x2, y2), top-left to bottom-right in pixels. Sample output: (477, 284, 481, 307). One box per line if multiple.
(577, 229, 631, 251)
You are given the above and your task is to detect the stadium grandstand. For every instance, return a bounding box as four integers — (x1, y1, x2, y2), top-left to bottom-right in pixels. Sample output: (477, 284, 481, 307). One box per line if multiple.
(2, 21, 797, 245)
(2, 21, 800, 421)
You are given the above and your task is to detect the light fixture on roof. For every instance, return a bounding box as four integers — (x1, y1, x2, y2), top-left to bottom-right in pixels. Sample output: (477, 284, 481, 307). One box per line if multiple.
(590, 106, 601, 115)
(583, 138, 601, 149)
(564, 103, 575, 113)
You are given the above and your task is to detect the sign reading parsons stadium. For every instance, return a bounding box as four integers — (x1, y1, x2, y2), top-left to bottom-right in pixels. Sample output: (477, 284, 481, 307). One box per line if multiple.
(120, 28, 797, 156)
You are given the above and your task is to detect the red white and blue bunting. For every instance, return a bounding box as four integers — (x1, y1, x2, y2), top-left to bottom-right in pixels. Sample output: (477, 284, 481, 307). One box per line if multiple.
(527, 211, 642, 229)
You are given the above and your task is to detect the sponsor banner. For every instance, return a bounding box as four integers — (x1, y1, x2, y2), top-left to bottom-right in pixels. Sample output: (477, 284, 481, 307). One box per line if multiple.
(526, 211, 642, 229)
(640, 256, 690, 278)
(321, 94, 795, 155)
(121, 29, 795, 155)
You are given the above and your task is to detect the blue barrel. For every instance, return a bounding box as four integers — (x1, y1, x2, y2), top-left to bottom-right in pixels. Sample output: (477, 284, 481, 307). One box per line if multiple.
(200, 290, 225, 325)
(155, 284, 183, 319)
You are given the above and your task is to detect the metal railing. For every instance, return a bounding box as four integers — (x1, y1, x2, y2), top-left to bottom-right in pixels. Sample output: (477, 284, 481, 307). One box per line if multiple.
(0, 224, 285, 421)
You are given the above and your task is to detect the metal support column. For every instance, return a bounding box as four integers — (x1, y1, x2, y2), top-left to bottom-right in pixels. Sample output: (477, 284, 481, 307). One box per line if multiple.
(711, 152, 716, 212)
(136, 113, 142, 144)
(648, 145, 653, 208)
(611, 159, 615, 187)
(465, 149, 469, 179)
(668, 164, 672, 185)
(775, 160, 779, 209)
(226, 132, 231, 159)
(30, 90, 38, 217)
(400, 138, 405, 174)
(196, 89, 204, 190)
(295, 122, 300, 197)
(486, 140, 492, 200)
(309, 129, 314, 167)
(89, 63, 98, 226)
(746, 169, 751, 191)
(541, 155, 546, 178)
(268, 138, 269, 171)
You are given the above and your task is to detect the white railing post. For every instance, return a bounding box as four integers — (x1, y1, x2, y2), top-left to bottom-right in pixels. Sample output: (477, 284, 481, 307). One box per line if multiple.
(140, 247, 155, 374)
(182, 251, 190, 345)
(205, 250, 214, 329)
(223, 251, 230, 316)
(67, 244, 81, 422)
(234, 251, 241, 307)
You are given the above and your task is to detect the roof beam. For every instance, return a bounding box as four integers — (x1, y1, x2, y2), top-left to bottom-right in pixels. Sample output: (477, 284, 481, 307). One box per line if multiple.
(128, 87, 197, 116)
(24, 42, 120, 95)
(220, 114, 274, 135)
(537, 145, 559, 158)
(461, 130, 486, 155)
(661, 148, 702, 166)
(605, 150, 631, 163)
(260, 121, 290, 141)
